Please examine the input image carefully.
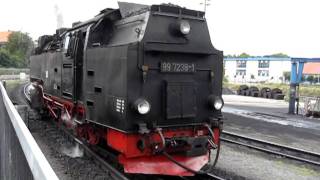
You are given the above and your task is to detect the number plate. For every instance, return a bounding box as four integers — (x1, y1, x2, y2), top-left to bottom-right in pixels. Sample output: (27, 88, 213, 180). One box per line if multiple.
(160, 62, 195, 73)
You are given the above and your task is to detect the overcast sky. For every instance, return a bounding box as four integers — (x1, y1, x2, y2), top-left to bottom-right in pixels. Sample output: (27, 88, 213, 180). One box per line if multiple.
(0, 0, 319, 57)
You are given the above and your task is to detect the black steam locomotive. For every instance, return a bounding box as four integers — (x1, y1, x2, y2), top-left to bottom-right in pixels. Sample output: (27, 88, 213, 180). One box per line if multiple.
(29, 2, 224, 176)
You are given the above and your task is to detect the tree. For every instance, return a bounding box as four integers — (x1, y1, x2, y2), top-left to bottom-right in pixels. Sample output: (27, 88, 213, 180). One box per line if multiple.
(224, 53, 251, 58)
(1, 31, 34, 68)
(224, 54, 234, 58)
(0, 49, 17, 67)
(238, 52, 250, 58)
(307, 75, 314, 83)
(283, 71, 290, 81)
(265, 53, 289, 58)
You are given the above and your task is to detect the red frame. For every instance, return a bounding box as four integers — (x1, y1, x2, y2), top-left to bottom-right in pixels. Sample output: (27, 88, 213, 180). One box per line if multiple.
(37, 85, 220, 176)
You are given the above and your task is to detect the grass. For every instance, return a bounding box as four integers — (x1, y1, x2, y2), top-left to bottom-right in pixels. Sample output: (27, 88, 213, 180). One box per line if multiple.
(0, 68, 29, 76)
(2, 79, 23, 92)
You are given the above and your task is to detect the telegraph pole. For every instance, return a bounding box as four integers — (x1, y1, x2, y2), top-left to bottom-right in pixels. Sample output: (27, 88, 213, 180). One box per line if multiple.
(200, 0, 211, 15)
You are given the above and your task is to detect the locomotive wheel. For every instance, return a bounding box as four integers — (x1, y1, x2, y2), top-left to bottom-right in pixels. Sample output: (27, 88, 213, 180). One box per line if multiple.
(87, 127, 100, 145)
(76, 125, 89, 142)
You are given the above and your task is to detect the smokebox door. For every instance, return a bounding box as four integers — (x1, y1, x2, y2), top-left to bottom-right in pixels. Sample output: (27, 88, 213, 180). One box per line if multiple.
(165, 82, 197, 120)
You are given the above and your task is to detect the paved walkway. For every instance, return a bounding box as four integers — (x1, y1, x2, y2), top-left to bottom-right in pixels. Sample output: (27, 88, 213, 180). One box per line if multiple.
(223, 95, 320, 129)
(222, 94, 320, 154)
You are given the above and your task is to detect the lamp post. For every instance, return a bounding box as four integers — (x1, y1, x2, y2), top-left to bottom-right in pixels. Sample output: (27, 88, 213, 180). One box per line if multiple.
(200, 0, 211, 15)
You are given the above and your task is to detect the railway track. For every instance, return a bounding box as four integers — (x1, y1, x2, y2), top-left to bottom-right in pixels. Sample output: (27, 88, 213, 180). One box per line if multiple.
(221, 131, 320, 166)
(23, 83, 129, 180)
(22, 83, 225, 180)
(59, 125, 130, 180)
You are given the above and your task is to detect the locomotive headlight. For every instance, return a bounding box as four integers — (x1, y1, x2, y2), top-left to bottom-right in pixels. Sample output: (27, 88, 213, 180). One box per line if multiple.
(169, 20, 191, 36)
(208, 95, 224, 110)
(214, 97, 224, 110)
(134, 98, 151, 115)
(179, 20, 191, 35)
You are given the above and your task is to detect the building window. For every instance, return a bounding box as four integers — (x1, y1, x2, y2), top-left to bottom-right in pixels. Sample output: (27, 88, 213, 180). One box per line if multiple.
(236, 60, 246, 68)
(258, 70, 269, 77)
(236, 70, 246, 76)
(258, 60, 269, 68)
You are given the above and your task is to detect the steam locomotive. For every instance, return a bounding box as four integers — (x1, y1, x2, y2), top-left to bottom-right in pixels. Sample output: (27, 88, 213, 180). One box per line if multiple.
(29, 2, 224, 176)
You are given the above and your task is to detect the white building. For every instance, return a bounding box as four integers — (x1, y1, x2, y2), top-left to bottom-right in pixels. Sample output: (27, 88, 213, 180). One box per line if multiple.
(224, 57, 291, 84)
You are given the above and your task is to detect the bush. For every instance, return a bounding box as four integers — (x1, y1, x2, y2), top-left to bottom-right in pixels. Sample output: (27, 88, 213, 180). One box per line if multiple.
(0, 49, 16, 67)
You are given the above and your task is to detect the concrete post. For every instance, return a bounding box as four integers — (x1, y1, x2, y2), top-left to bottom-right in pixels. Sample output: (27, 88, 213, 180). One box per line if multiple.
(2, 80, 6, 90)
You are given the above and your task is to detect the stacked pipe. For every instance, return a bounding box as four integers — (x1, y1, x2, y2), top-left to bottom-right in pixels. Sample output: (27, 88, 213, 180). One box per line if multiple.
(237, 85, 285, 100)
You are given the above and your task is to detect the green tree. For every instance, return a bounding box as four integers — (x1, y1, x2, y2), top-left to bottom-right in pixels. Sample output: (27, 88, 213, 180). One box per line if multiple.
(283, 71, 290, 81)
(2, 31, 34, 67)
(0, 49, 17, 67)
(224, 54, 235, 58)
(307, 75, 314, 83)
(238, 52, 250, 58)
(265, 53, 289, 58)
(224, 53, 251, 58)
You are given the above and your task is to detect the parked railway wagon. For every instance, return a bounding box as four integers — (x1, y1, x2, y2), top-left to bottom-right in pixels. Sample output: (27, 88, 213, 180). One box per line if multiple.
(29, 2, 224, 177)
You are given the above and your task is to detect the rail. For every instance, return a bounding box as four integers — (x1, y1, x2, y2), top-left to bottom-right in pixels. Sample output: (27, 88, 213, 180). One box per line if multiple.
(57, 124, 130, 180)
(0, 81, 58, 180)
(221, 131, 320, 166)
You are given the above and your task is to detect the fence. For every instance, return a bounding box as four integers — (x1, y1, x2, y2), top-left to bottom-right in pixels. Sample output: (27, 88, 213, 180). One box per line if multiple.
(0, 82, 58, 180)
(299, 96, 320, 116)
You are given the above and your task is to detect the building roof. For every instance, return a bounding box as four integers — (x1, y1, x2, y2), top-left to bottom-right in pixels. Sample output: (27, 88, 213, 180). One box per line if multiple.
(0, 31, 12, 43)
(303, 62, 320, 75)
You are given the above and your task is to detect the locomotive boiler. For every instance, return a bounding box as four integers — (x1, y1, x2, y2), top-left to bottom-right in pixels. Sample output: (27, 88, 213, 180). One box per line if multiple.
(29, 2, 224, 176)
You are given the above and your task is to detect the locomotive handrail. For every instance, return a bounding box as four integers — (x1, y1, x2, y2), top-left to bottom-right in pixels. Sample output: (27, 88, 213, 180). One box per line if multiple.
(0, 82, 58, 180)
